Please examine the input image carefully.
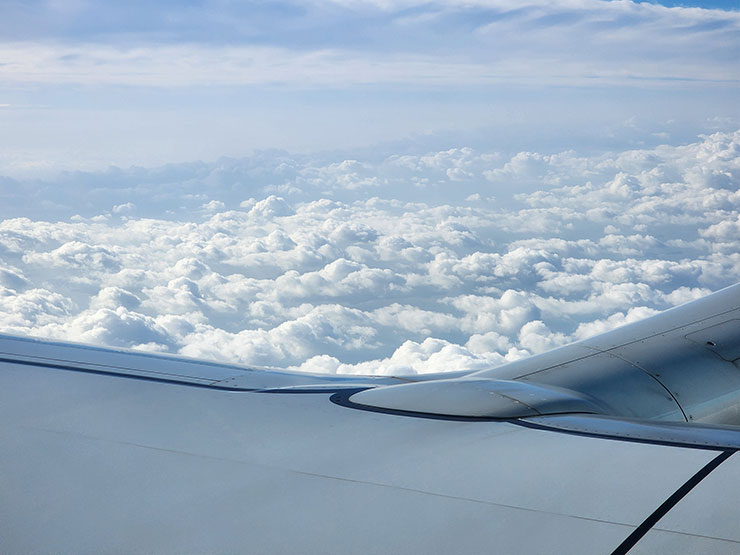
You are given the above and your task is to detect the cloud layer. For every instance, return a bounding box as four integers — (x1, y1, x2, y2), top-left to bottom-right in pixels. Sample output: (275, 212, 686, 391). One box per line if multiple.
(1, 129, 739, 374)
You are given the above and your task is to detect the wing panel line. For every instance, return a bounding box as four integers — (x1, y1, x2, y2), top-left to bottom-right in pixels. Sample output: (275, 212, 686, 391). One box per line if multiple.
(0, 356, 258, 391)
(610, 450, 735, 554)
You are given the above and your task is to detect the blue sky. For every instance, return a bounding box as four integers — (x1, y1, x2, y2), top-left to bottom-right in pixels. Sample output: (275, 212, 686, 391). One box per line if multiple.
(1, 0, 738, 175)
(644, 1, 739, 8)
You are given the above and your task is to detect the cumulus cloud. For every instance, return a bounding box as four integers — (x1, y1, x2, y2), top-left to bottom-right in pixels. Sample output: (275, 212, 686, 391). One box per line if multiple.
(0, 130, 739, 374)
(23, 241, 121, 272)
(54, 307, 174, 352)
(291, 337, 513, 376)
(0, 265, 29, 291)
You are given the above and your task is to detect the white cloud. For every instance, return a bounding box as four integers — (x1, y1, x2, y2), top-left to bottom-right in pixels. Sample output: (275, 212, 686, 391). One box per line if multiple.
(90, 286, 141, 310)
(0, 130, 738, 374)
(0, 287, 75, 333)
(248, 196, 294, 219)
(112, 202, 135, 215)
(573, 307, 661, 341)
(0, 265, 29, 291)
(292, 337, 510, 376)
(51, 307, 174, 351)
(202, 200, 225, 212)
(701, 214, 740, 244)
(23, 241, 121, 272)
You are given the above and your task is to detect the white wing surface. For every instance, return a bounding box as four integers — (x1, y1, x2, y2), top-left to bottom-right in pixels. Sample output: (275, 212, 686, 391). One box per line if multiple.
(2, 285, 740, 554)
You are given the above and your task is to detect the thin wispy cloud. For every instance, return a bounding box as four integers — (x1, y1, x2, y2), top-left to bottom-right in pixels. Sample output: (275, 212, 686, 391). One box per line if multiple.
(2, 1, 738, 87)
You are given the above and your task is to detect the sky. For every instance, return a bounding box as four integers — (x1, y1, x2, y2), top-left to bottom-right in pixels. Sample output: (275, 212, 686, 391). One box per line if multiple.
(1, 0, 739, 174)
(0, 0, 739, 374)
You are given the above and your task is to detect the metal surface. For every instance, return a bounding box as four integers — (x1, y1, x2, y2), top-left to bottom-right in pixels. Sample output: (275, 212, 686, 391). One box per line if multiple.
(0, 359, 726, 554)
(648, 451, 740, 544)
(685, 320, 740, 362)
(349, 378, 605, 418)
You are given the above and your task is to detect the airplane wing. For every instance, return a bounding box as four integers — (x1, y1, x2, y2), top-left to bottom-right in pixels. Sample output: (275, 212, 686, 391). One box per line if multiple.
(2, 284, 740, 554)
